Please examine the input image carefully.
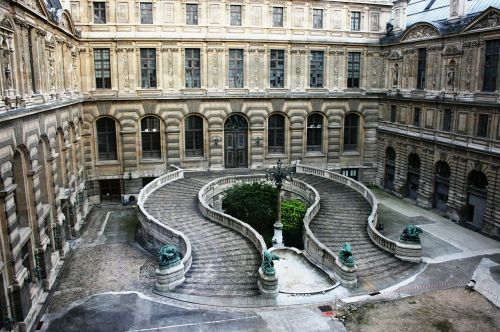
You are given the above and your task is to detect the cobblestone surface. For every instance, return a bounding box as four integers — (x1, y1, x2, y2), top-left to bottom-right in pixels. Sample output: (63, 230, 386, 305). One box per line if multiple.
(47, 205, 154, 313)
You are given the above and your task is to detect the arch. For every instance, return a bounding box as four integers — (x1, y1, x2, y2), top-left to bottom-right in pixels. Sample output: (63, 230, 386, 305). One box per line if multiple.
(95, 117, 118, 161)
(267, 113, 285, 154)
(37, 136, 52, 205)
(224, 114, 248, 168)
(343, 113, 360, 152)
(467, 170, 488, 190)
(433, 161, 451, 212)
(465, 170, 488, 228)
(12, 146, 32, 228)
(141, 116, 161, 159)
(306, 113, 324, 152)
(384, 147, 396, 190)
(184, 114, 204, 158)
(400, 23, 441, 42)
(406, 153, 421, 200)
(55, 128, 67, 188)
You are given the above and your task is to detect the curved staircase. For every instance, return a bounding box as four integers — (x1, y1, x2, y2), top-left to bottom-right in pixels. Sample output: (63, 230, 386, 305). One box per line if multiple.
(295, 174, 420, 291)
(144, 172, 261, 297)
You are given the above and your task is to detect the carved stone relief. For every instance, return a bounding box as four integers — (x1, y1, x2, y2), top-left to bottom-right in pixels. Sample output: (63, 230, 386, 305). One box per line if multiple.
(465, 53, 472, 91)
(167, 51, 173, 89)
(294, 8, 304, 28)
(252, 5, 262, 26)
(164, 3, 174, 23)
(332, 10, 341, 29)
(209, 4, 220, 24)
(432, 56, 438, 89)
(392, 63, 399, 88)
(117, 2, 129, 23)
(70, 2, 80, 22)
(402, 25, 439, 42)
(468, 11, 500, 30)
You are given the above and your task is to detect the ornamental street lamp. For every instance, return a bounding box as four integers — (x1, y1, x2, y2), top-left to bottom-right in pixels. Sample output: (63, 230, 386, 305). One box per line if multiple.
(265, 159, 294, 247)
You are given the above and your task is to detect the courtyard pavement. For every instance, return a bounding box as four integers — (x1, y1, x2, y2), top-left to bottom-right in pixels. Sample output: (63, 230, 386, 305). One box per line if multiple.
(38, 190, 500, 331)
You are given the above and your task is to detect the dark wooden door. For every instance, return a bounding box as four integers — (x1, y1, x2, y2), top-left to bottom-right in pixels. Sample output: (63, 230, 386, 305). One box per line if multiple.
(225, 130, 247, 168)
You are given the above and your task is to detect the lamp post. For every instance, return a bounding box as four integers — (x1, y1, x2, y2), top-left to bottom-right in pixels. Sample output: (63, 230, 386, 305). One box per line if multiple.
(265, 159, 293, 247)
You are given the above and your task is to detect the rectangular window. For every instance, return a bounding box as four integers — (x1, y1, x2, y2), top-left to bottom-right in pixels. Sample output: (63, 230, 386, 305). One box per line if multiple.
(272, 7, 284, 27)
(140, 2, 153, 24)
(413, 107, 421, 127)
(93, 2, 106, 24)
(140, 49, 156, 88)
(477, 114, 489, 138)
(185, 48, 201, 88)
(341, 168, 359, 181)
(351, 11, 360, 31)
(390, 105, 397, 122)
(442, 109, 452, 132)
(94, 48, 111, 89)
(270, 50, 285, 88)
(482, 40, 500, 92)
(186, 4, 198, 25)
(228, 49, 244, 88)
(230, 5, 242, 26)
(347, 52, 360, 88)
(310, 51, 324, 88)
(313, 9, 323, 29)
(417, 48, 427, 90)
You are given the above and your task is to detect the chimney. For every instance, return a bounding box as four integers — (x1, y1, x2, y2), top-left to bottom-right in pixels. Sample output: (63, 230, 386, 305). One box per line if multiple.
(449, 0, 466, 21)
(392, 0, 408, 32)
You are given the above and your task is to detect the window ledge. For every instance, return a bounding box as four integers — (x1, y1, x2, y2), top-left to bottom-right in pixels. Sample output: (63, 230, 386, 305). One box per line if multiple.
(95, 160, 120, 166)
(139, 158, 164, 164)
(184, 156, 206, 161)
(304, 152, 326, 157)
(342, 151, 361, 156)
(267, 153, 287, 158)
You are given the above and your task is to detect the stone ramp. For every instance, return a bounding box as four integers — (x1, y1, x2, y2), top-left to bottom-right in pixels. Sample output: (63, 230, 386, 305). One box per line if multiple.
(143, 171, 261, 297)
(295, 174, 420, 292)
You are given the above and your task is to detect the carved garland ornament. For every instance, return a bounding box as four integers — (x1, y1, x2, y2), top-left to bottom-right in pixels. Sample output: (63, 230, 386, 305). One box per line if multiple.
(401, 25, 439, 42)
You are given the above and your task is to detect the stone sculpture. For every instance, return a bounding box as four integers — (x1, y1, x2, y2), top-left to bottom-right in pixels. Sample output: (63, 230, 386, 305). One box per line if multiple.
(157, 244, 181, 268)
(338, 243, 355, 267)
(261, 250, 280, 276)
(400, 224, 423, 243)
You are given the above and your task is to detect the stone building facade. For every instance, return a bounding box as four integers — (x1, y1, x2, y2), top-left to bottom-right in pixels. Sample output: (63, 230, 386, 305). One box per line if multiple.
(0, 0, 497, 330)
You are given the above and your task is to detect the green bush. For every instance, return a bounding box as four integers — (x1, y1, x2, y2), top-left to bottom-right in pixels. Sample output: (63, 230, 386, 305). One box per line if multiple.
(281, 199, 306, 249)
(222, 182, 276, 246)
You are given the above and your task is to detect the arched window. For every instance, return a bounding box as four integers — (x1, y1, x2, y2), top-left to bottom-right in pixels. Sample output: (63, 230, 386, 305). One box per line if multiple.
(141, 117, 161, 159)
(343, 113, 359, 151)
(434, 161, 451, 212)
(307, 114, 323, 152)
(96, 118, 117, 160)
(384, 147, 396, 190)
(185, 115, 204, 157)
(268, 114, 285, 154)
(466, 170, 488, 227)
(407, 153, 421, 200)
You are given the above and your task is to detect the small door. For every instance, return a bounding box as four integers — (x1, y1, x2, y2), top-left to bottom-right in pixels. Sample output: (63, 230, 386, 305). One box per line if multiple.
(407, 173, 419, 200)
(224, 114, 248, 168)
(466, 193, 486, 228)
(434, 182, 449, 212)
(385, 165, 395, 190)
(99, 179, 121, 202)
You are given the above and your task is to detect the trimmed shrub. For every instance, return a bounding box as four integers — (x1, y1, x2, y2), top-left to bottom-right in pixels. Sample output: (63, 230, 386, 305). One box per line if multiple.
(281, 199, 306, 249)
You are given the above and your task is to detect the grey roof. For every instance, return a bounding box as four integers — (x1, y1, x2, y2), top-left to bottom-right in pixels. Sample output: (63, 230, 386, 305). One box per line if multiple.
(407, 0, 500, 27)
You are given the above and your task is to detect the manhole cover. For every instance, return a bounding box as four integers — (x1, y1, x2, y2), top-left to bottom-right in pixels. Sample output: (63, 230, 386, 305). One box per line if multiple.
(318, 305, 333, 312)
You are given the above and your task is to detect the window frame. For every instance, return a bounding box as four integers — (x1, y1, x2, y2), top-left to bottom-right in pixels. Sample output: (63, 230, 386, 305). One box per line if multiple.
(313, 9, 323, 29)
(94, 48, 111, 89)
(140, 48, 157, 88)
(442, 109, 452, 132)
(482, 39, 500, 92)
(306, 114, 324, 152)
(272, 7, 284, 27)
(185, 48, 201, 88)
(140, 2, 153, 24)
(347, 52, 361, 88)
(268, 114, 285, 154)
(417, 48, 427, 90)
(230, 5, 242, 26)
(93, 2, 106, 24)
(185, 115, 204, 158)
(141, 116, 161, 160)
(310, 51, 324, 88)
(476, 114, 489, 138)
(186, 3, 199, 25)
(270, 49, 285, 88)
(351, 11, 361, 31)
(343, 113, 359, 152)
(96, 117, 117, 161)
(390, 105, 397, 123)
(413, 107, 421, 127)
(228, 49, 244, 88)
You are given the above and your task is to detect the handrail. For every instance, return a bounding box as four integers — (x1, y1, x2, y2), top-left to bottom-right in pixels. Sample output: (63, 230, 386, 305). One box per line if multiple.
(295, 163, 421, 262)
(137, 166, 193, 273)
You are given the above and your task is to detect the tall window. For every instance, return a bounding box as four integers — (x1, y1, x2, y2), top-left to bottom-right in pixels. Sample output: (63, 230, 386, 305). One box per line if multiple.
(477, 114, 489, 138)
(185, 116, 204, 157)
(310, 51, 324, 88)
(141, 117, 161, 159)
(140, 2, 153, 24)
(94, 48, 111, 89)
(343, 114, 359, 152)
(230, 5, 242, 26)
(442, 109, 452, 132)
(270, 50, 285, 88)
(93, 2, 106, 24)
(268, 114, 285, 154)
(229, 49, 244, 88)
(390, 105, 397, 122)
(417, 48, 427, 90)
(96, 118, 117, 160)
(185, 48, 201, 88)
(140, 49, 156, 88)
(307, 114, 323, 152)
(413, 107, 421, 127)
(347, 52, 360, 88)
(313, 9, 323, 29)
(351, 12, 361, 31)
(272, 7, 284, 27)
(483, 40, 500, 92)
(186, 4, 198, 25)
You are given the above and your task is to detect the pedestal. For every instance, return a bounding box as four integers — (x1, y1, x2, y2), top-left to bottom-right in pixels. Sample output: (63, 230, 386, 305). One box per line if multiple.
(395, 242, 422, 263)
(334, 257, 357, 288)
(153, 262, 185, 293)
(272, 222, 284, 247)
(257, 267, 279, 298)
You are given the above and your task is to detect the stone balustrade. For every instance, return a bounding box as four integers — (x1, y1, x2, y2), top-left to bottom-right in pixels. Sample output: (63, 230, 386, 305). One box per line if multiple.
(137, 166, 193, 274)
(296, 163, 422, 263)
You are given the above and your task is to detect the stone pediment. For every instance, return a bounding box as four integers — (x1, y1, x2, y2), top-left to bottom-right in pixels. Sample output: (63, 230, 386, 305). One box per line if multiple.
(442, 45, 463, 56)
(388, 50, 402, 60)
(463, 7, 500, 32)
(400, 24, 440, 42)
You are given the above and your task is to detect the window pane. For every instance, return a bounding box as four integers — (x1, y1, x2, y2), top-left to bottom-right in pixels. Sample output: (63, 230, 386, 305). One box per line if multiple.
(185, 48, 201, 88)
(270, 50, 285, 88)
(186, 4, 198, 25)
(310, 51, 324, 88)
(229, 49, 244, 88)
(313, 9, 323, 29)
(96, 118, 117, 160)
(230, 5, 242, 26)
(94, 49, 111, 89)
(140, 3, 153, 24)
(140, 49, 156, 88)
(272, 7, 283, 27)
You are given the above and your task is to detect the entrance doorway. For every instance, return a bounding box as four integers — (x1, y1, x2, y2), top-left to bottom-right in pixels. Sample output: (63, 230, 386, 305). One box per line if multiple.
(465, 170, 488, 229)
(406, 153, 420, 200)
(99, 179, 121, 202)
(433, 161, 450, 212)
(384, 147, 396, 190)
(224, 114, 248, 168)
